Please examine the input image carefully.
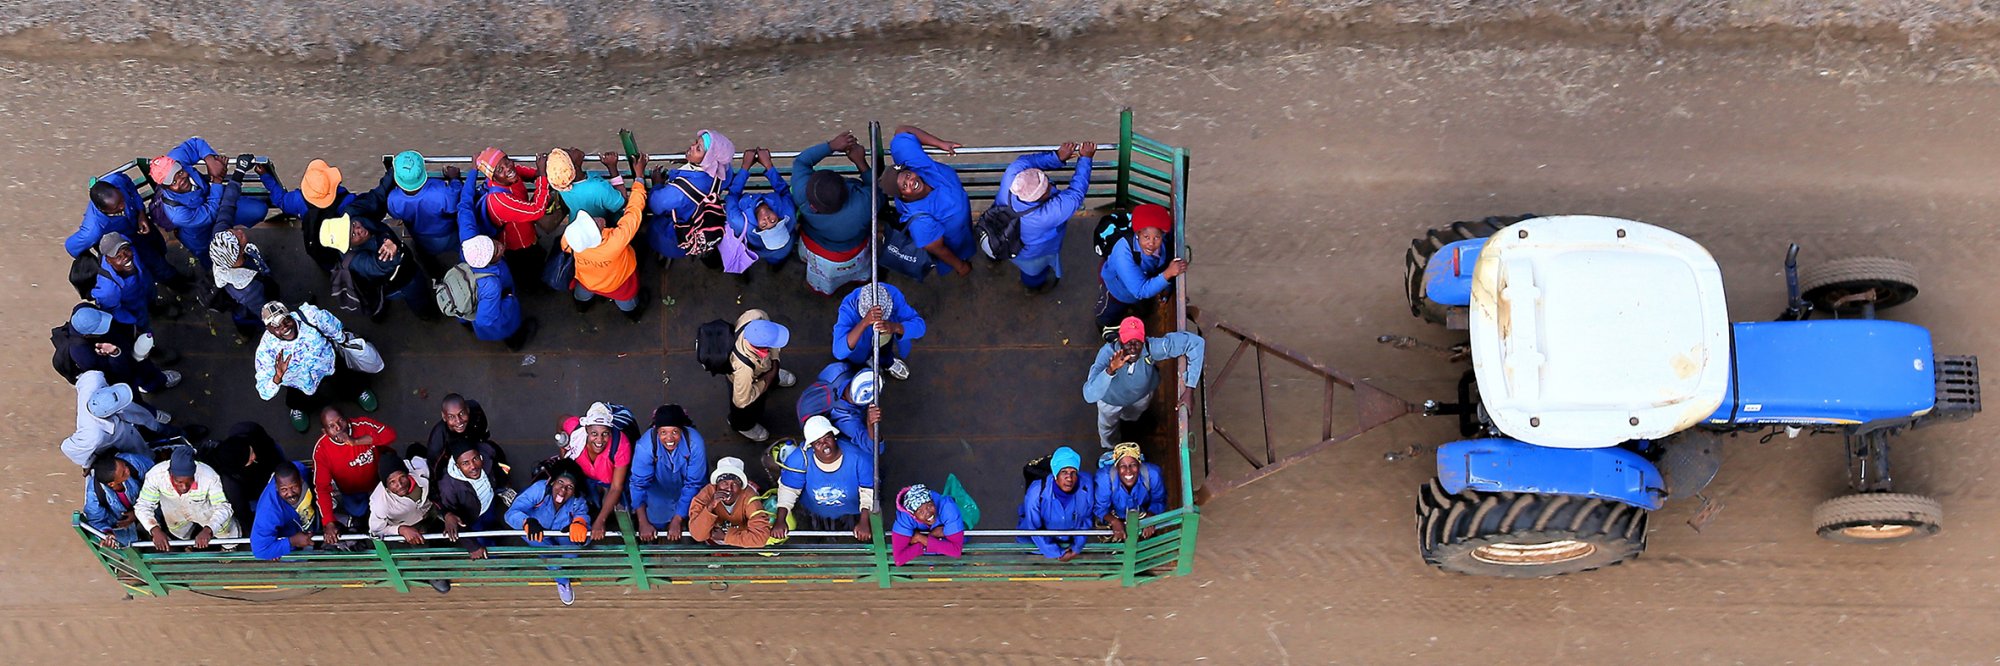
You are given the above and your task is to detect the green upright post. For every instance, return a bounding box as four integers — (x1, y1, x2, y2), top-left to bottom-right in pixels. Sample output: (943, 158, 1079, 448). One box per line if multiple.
(1175, 512, 1200, 576)
(1120, 512, 1141, 587)
(371, 538, 411, 593)
(870, 512, 892, 588)
(618, 511, 652, 590)
(1116, 108, 1134, 208)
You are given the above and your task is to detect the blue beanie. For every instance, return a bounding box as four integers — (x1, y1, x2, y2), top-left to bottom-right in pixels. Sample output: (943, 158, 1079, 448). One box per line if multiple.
(1050, 446, 1081, 474)
(169, 446, 196, 477)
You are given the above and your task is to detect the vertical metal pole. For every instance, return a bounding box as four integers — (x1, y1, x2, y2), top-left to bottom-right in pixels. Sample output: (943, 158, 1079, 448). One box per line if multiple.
(1117, 108, 1134, 208)
(866, 122, 887, 583)
(371, 537, 411, 593)
(1119, 512, 1141, 587)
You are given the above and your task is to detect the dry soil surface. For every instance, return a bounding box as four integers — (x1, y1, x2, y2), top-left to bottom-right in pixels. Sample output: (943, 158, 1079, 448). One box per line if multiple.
(1, 30, 1999, 665)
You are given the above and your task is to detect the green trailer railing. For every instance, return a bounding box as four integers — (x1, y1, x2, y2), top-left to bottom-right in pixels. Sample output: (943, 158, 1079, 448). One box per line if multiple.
(76, 109, 1197, 595)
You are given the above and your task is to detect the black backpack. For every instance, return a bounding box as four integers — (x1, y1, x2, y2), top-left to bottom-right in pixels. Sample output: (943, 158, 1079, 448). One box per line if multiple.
(1091, 212, 1133, 258)
(329, 254, 384, 317)
(667, 176, 728, 257)
(695, 319, 751, 376)
(68, 251, 109, 300)
(1022, 454, 1053, 489)
(974, 204, 1027, 261)
(51, 324, 86, 383)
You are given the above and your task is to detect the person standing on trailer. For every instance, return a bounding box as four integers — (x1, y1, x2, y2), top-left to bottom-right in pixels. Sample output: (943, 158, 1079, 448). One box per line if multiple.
(505, 460, 592, 606)
(832, 282, 926, 381)
(687, 457, 773, 548)
(773, 413, 879, 543)
(992, 141, 1096, 292)
(311, 406, 397, 544)
(386, 150, 466, 274)
(545, 147, 627, 221)
(629, 404, 708, 543)
(1018, 446, 1095, 560)
(1094, 443, 1168, 541)
(135, 446, 240, 551)
(1096, 203, 1188, 340)
(886, 125, 975, 277)
(462, 148, 556, 281)
(83, 451, 153, 547)
(260, 158, 391, 272)
(891, 483, 966, 566)
(562, 161, 652, 321)
(644, 130, 735, 265)
(726, 148, 798, 268)
(68, 173, 183, 288)
(89, 233, 158, 336)
(57, 305, 179, 394)
(151, 137, 271, 263)
(433, 439, 512, 560)
(458, 235, 536, 350)
(253, 302, 380, 433)
(729, 311, 797, 442)
(1082, 317, 1206, 450)
(321, 212, 439, 321)
(791, 131, 875, 295)
(249, 461, 325, 560)
(207, 227, 279, 340)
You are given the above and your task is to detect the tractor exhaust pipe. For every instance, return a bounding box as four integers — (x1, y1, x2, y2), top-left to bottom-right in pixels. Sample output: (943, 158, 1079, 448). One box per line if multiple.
(1778, 243, 1810, 321)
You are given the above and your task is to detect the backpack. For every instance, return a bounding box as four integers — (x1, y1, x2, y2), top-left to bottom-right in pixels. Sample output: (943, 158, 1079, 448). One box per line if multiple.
(51, 324, 86, 383)
(329, 254, 384, 318)
(878, 224, 932, 280)
(973, 204, 1027, 261)
(1022, 454, 1053, 489)
(68, 251, 108, 300)
(667, 176, 728, 257)
(1091, 212, 1134, 258)
(695, 319, 751, 376)
(433, 263, 489, 319)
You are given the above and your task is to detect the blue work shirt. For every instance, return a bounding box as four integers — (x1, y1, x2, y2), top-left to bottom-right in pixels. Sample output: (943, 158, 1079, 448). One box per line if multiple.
(1100, 236, 1172, 304)
(260, 171, 355, 220)
(627, 425, 708, 525)
(892, 493, 966, 537)
(781, 443, 875, 520)
(506, 479, 593, 547)
(249, 462, 318, 560)
(889, 133, 973, 270)
(387, 178, 462, 242)
(1018, 474, 1096, 559)
(1093, 462, 1167, 519)
(789, 142, 872, 253)
(468, 261, 522, 342)
(91, 255, 155, 331)
(67, 173, 145, 258)
(645, 168, 721, 258)
(994, 152, 1092, 260)
(726, 168, 797, 261)
(82, 452, 154, 540)
(831, 283, 928, 364)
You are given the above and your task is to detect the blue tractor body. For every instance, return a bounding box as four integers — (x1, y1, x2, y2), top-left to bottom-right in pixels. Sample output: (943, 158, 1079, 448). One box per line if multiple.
(1436, 439, 1666, 510)
(1710, 320, 1937, 426)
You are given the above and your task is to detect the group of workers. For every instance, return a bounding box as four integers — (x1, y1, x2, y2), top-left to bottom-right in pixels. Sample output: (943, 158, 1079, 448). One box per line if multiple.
(53, 125, 1198, 604)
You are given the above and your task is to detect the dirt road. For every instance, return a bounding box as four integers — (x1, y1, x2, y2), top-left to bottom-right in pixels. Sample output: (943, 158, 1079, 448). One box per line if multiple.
(2, 31, 1998, 664)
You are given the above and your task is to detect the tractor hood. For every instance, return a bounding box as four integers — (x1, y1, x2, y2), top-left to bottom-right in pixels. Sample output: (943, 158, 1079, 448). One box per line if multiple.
(1469, 216, 1731, 449)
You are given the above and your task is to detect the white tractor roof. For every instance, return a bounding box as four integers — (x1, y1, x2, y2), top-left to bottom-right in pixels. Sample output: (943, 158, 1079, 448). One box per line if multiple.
(1468, 216, 1731, 449)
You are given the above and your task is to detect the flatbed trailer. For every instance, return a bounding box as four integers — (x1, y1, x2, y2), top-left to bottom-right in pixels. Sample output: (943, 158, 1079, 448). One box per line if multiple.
(71, 110, 1205, 596)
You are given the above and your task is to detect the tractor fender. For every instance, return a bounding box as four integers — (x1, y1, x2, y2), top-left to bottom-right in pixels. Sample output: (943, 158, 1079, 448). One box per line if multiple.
(1421, 237, 1485, 308)
(1436, 438, 1666, 511)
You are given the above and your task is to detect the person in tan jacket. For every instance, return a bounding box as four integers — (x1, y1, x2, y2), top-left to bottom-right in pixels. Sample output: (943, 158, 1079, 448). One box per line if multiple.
(562, 153, 651, 322)
(728, 309, 796, 441)
(687, 457, 771, 548)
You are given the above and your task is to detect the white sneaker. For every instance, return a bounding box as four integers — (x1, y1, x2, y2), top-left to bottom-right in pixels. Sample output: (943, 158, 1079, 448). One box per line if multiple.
(777, 369, 797, 388)
(740, 425, 770, 442)
(887, 359, 910, 381)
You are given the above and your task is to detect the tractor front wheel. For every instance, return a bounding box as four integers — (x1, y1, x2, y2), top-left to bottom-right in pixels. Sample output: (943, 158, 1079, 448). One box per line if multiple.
(1417, 479, 1648, 578)
(1813, 492, 1942, 544)
(1800, 256, 1919, 315)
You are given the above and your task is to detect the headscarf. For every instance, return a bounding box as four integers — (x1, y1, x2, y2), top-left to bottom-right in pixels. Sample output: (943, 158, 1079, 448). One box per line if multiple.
(392, 151, 428, 192)
(899, 484, 934, 513)
(261, 301, 292, 327)
(1009, 167, 1049, 202)
(147, 156, 182, 185)
(474, 148, 508, 179)
(1112, 442, 1145, 464)
(462, 235, 496, 269)
(209, 232, 258, 290)
(855, 282, 894, 319)
(563, 210, 601, 252)
(806, 171, 847, 213)
(544, 148, 577, 192)
(695, 130, 734, 182)
(578, 402, 617, 429)
(1050, 446, 1081, 475)
(301, 159, 342, 209)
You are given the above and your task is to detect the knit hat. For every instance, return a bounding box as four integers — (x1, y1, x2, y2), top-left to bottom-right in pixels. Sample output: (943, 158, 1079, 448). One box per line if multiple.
(578, 402, 617, 429)
(1009, 167, 1049, 202)
(462, 235, 496, 269)
(147, 156, 182, 185)
(1131, 203, 1172, 234)
(899, 484, 933, 513)
(319, 214, 354, 253)
(1118, 317, 1146, 344)
(710, 456, 747, 485)
(742, 319, 790, 349)
(544, 148, 577, 192)
(651, 404, 692, 431)
(803, 415, 839, 445)
(1050, 446, 1081, 474)
(474, 148, 508, 179)
(392, 150, 428, 192)
(169, 445, 197, 477)
(70, 307, 113, 336)
(301, 159, 342, 208)
(376, 449, 409, 484)
(855, 282, 894, 318)
(806, 171, 847, 213)
(846, 369, 878, 405)
(261, 301, 292, 327)
(563, 210, 601, 252)
(87, 383, 134, 419)
(97, 232, 130, 257)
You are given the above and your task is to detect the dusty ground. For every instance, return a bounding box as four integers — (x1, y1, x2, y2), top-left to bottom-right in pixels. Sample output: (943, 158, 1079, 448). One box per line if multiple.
(2, 27, 2000, 665)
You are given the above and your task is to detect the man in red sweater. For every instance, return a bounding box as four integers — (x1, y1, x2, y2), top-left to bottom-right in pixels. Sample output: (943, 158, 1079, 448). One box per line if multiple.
(313, 406, 398, 544)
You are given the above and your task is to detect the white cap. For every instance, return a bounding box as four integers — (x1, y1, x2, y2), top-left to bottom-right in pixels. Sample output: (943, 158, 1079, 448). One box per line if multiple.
(710, 456, 747, 484)
(563, 210, 601, 252)
(803, 415, 839, 444)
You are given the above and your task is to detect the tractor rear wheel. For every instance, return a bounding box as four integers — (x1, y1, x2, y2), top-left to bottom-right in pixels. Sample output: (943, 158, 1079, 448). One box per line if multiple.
(1800, 256, 1919, 315)
(1417, 478, 1647, 578)
(1812, 492, 1942, 544)
(1404, 216, 1535, 325)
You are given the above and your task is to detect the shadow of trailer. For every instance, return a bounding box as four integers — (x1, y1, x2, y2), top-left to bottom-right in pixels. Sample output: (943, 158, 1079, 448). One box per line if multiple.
(71, 110, 1205, 595)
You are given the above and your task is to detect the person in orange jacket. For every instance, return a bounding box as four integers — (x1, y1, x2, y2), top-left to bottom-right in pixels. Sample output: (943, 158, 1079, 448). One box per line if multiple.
(561, 151, 651, 322)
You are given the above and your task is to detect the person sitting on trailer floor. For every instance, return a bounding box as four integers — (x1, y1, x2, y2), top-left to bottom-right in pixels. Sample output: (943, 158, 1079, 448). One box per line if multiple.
(729, 311, 797, 442)
(832, 282, 925, 381)
(791, 130, 875, 295)
(993, 140, 1096, 292)
(886, 125, 975, 277)
(629, 405, 708, 543)
(58, 304, 179, 394)
(1083, 317, 1206, 450)
(1018, 446, 1095, 561)
(136, 446, 240, 552)
(1096, 203, 1188, 338)
(687, 456, 772, 548)
(773, 413, 879, 543)
(249, 460, 326, 560)
(891, 483, 966, 566)
(1095, 443, 1168, 541)
(83, 451, 153, 548)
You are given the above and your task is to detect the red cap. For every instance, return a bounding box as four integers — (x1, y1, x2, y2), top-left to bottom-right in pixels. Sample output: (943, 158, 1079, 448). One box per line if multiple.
(1131, 204, 1172, 234)
(1118, 316, 1146, 344)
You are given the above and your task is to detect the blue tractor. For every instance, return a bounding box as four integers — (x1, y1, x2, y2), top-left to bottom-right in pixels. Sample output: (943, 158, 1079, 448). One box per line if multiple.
(1401, 215, 1982, 577)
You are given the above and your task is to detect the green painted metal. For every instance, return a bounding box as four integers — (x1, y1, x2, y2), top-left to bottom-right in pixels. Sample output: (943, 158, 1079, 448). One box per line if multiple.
(1118, 107, 1135, 207)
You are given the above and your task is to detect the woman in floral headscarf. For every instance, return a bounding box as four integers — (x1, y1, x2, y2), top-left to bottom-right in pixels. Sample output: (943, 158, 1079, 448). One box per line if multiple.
(890, 483, 966, 566)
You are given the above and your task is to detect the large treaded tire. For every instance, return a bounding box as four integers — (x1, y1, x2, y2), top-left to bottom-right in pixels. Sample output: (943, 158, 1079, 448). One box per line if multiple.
(1403, 215, 1535, 325)
(1800, 256, 1919, 314)
(1417, 478, 1647, 578)
(1813, 492, 1942, 544)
